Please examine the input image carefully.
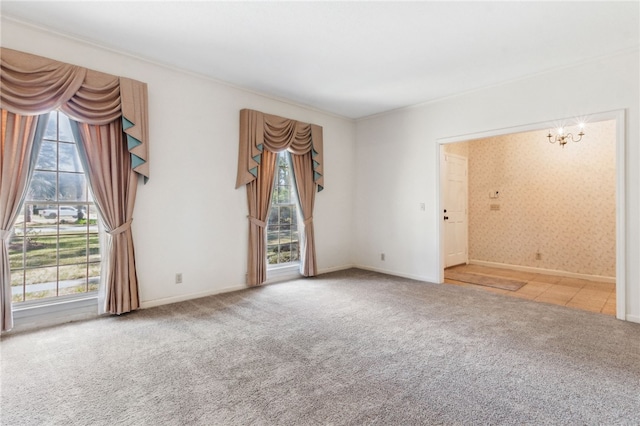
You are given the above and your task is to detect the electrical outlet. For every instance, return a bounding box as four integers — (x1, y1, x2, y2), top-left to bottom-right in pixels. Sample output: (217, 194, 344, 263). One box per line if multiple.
(175, 273, 183, 284)
(381, 253, 385, 261)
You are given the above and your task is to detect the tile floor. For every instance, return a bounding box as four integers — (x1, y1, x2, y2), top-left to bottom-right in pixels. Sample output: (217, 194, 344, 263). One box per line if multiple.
(444, 263, 616, 316)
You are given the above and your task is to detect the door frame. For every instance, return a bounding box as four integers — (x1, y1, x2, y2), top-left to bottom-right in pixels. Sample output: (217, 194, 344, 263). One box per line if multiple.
(436, 109, 626, 321)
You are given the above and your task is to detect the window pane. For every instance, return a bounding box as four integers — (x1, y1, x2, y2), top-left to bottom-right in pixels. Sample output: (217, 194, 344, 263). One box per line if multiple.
(88, 263, 100, 292)
(279, 206, 292, 225)
(58, 142, 82, 172)
(24, 233, 57, 268)
(283, 226, 292, 237)
(13, 207, 25, 232)
(289, 243, 299, 262)
(267, 246, 278, 264)
(268, 207, 278, 224)
(86, 205, 99, 225)
(58, 209, 86, 231)
(24, 266, 57, 287)
(59, 233, 88, 266)
(58, 264, 88, 296)
(44, 111, 57, 140)
(58, 173, 87, 201)
(88, 234, 100, 263)
(8, 234, 24, 270)
(37, 208, 61, 224)
(278, 186, 291, 204)
(58, 113, 75, 142)
(28, 171, 56, 201)
(24, 267, 59, 300)
(35, 141, 57, 171)
(11, 269, 25, 303)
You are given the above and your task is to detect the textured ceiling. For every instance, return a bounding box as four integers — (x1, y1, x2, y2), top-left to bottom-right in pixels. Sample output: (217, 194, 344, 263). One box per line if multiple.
(1, 1, 639, 119)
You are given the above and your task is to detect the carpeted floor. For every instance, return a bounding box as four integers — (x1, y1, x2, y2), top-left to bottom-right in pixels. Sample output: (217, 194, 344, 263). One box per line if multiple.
(1, 268, 639, 425)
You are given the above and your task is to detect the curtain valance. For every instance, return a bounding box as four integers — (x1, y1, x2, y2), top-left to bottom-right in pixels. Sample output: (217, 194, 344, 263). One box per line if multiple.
(236, 108, 323, 192)
(0, 48, 149, 180)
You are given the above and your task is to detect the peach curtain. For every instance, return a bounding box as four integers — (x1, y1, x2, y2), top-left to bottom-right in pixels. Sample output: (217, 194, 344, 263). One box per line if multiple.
(246, 150, 278, 286)
(291, 152, 318, 277)
(73, 121, 139, 314)
(0, 111, 44, 332)
(236, 109, 323, 286)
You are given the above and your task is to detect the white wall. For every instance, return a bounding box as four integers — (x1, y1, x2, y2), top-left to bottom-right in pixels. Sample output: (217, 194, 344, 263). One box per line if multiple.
(355, 49, 640, 322)
(466, 122, 616, 278)
(1, 19, 356, 307)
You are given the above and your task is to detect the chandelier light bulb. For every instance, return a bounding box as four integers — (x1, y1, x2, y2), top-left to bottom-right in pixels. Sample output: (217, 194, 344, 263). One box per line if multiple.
(547, 123, 585, 147)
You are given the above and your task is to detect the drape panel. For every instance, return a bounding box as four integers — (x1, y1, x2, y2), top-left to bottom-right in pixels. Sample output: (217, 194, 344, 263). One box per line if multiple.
(0, 47, 149, 180)
(0, 111, 44, 332)
(246, 150, 277, 286)
(291, 152, 318, 277)
(72, 121, 140, 314)
(236, 109, 323, 286)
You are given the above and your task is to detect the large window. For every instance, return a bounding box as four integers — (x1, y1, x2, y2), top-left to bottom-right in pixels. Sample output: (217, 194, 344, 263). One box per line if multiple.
(267, 151, 300, 266)
(9, 111, 100, 302)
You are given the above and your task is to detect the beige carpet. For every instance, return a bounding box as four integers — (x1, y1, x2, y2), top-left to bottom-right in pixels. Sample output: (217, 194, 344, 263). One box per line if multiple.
(444, 270, 527, 291)
(2, 268, 639, 425)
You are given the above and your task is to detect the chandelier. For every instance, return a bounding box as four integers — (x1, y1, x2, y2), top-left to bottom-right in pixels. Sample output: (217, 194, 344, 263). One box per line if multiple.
(547, 124, 585, 147)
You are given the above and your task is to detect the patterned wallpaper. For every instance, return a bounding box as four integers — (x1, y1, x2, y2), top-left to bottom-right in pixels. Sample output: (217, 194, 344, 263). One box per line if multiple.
(445, 120, 616, 277)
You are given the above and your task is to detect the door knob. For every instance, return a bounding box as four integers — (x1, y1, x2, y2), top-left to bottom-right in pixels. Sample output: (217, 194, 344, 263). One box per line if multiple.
(444, 216, 449, 220)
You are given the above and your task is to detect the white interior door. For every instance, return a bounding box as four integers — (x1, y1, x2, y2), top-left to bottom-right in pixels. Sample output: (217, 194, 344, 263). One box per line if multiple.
(443, 152, 468, 268)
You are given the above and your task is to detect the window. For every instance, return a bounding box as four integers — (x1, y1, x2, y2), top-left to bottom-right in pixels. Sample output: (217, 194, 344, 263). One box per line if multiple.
(9, 111, 100, 303)
(267, 151, 300, 266)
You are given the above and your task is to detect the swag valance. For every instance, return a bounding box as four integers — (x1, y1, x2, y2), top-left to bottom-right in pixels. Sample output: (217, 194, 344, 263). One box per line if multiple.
(0, 47, 149, 180)
(235, 109, 323, 192)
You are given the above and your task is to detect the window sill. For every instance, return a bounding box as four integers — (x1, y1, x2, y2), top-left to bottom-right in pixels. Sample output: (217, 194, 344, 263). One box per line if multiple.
(266, 263, 301, 283)
(10, 293, 99, 334)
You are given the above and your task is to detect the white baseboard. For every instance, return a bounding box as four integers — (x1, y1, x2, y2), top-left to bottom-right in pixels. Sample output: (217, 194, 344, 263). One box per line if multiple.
(469, 260, 616, 284)
(141, 265, 357, 309)
(318, 264, 356, 275)
(625, 314, 640, 324)
(140, 284, 247, 309)
(354, 265, 436, 283)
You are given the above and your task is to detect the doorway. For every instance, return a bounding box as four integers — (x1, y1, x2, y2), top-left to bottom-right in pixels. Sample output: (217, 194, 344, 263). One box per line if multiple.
(438, 112, 625, 319)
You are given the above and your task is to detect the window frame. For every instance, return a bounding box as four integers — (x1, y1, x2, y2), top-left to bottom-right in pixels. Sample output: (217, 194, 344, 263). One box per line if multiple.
(9, 110, 101, 308)
(266, 151, 301, 271)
